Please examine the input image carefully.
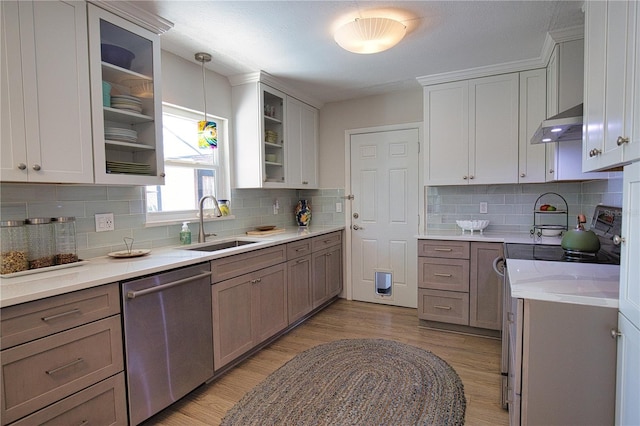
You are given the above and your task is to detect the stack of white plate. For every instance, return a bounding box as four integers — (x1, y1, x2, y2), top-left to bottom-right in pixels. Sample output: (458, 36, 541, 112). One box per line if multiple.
(105, 127, 138, 143)
(106, 161, 152, 175)
(110, 95, 143, 113)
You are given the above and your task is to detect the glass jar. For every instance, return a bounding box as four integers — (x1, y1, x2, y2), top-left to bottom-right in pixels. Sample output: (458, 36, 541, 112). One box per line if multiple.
(25, 218, 55, 269)
(218, 200, 230, 216)
(52, 217, 78, 264)
(1, 220, 28, 275)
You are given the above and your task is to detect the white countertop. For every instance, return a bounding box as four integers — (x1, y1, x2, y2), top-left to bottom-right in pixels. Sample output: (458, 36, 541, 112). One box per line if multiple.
(416, 230, 563, 245)
(0, 226, 344, 308)
(507, 259, 619, 308)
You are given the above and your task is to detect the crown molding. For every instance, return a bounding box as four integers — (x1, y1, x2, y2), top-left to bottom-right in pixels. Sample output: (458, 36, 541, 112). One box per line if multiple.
(89, 1, 173, 35)
(417, 25, 584, 87)
(228, 71, 323, 109)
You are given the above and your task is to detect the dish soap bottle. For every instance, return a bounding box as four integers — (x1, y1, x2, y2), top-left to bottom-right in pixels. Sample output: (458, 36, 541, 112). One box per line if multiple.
(180, 222, 191, 245)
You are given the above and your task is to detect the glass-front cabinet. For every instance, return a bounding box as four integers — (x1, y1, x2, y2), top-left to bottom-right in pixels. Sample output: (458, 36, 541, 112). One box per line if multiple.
(88, 4, 164, 185)
(231, 72, 319, 189)
(263, 87, 286, 185)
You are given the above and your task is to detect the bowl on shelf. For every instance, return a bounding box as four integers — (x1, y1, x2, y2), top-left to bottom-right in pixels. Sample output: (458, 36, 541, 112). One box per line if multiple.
(101, 44, 135, 69)
(456, 220, 490, 234)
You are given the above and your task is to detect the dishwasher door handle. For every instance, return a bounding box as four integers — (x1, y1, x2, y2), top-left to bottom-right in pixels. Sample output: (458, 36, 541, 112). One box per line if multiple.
(127, 271, 212, 299)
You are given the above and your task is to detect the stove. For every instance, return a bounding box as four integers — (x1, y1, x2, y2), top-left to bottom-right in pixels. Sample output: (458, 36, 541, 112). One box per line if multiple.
(505, 204, 622, 265)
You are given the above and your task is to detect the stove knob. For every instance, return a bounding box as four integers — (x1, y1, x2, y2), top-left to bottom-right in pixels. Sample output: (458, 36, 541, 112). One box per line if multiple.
(613, 235, 625, 245)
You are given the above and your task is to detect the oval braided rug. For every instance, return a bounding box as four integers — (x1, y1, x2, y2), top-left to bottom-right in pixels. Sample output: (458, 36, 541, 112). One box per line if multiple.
(221, 338, 466, 425)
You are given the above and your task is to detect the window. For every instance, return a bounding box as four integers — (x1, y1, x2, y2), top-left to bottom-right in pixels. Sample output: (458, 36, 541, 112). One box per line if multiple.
(146, 103, 230, 223)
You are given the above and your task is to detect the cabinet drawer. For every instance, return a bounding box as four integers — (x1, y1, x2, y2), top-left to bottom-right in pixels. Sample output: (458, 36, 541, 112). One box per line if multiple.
(418, 240, 470, 259)
(0, 283, 120, 350)
(287, 239, 312, 260)
(211, 244, 286, 283)
(1, 315, 124, 425)
(418, 289, 469, 325)
(311, 231, 342, 251)
(418, 258, 469, 292)
(11, 372, 127, 426)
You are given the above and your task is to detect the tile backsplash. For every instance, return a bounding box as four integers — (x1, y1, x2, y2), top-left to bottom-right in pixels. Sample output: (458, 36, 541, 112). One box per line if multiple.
(426, 177, 623, 233)
(0, 184, 345, 259)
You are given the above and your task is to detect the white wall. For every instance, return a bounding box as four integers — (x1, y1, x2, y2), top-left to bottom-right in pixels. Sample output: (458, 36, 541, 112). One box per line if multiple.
(161, 51, 232, 120)
(317, 87, 423, 188)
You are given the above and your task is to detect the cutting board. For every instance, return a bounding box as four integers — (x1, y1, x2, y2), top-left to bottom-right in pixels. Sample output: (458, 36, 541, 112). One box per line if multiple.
(246, 228, 286, 236)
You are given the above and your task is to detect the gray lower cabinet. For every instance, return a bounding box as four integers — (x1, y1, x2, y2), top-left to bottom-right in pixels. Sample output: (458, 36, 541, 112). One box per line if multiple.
(0, 283, 126, 426)
(418, 240, 502, 332)
(312, 243, 343, 308)
(212, 231, 343, 370)
(287, 239, 313, 324)
(211, 247, 288, 370)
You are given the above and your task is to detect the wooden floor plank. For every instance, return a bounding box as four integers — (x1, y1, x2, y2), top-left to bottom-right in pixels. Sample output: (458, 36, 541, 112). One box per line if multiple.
(142, 299, 509, 425)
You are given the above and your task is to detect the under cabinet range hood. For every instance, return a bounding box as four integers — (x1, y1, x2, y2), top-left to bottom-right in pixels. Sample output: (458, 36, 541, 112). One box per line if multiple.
(530, 104, 583, 144)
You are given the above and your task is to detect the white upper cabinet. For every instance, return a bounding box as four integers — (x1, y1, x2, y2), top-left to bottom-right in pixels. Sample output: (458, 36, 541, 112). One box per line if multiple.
(583, 0, 639, 171)
(518, 69, 547, 183)
(88, 4, 165, 185)
(424, 73, 519, 185)
(546, 39, 608, 181)
(286, 97, 318, 189)
(231, 74, 319, 189)
(1, 0, 93, 183)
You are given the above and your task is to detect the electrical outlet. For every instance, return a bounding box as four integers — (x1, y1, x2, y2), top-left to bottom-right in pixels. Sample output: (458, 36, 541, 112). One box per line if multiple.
(336, 202, 342, 213)
(95, 213, 115, 232)
(480, 202, 488, 214)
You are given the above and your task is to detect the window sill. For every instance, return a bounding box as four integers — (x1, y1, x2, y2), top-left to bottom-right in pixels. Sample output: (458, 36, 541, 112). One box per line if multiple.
(145, 215, 236, 228)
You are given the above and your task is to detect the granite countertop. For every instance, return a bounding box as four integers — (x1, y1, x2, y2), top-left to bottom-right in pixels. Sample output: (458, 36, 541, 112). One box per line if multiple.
(0, 226, 344, 308)
(507, 259, 619, 308)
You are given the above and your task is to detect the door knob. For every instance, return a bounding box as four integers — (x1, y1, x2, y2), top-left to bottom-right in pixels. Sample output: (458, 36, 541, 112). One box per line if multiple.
(352, 224, 364, 230)
(17, 163, 26, 170)
(32, 164, 41, 171)
(353, 213, 359, 219)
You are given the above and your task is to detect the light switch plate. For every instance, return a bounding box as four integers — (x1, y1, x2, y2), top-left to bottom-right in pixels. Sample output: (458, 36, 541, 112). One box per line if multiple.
(95, 213, 115, 232)
(336, 202, 342, 213)
(480, 202, 488, 214)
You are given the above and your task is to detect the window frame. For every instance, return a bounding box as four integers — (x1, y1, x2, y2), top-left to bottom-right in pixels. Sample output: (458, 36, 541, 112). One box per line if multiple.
(145, 102, 232, 226)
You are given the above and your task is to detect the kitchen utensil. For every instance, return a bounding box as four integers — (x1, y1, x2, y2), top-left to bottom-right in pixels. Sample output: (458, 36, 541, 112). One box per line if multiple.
(561, 214, 601, 253)
(256, 225, 276, 231)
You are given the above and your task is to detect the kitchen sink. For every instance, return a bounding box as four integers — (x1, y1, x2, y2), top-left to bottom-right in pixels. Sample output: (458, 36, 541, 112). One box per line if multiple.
(187, 239, 259, 252)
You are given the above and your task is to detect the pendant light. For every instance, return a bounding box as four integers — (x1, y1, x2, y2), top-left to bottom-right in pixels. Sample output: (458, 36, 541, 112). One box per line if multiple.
(195, 52, 217, 149)
(334, 17, 406, 54)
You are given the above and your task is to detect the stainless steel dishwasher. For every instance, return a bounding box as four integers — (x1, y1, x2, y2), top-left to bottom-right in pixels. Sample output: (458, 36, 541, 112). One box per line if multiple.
(122, 263, 214, 425)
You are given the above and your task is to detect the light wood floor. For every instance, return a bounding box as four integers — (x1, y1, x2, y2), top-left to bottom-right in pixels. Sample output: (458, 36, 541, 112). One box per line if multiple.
(143, 299, 509, 425)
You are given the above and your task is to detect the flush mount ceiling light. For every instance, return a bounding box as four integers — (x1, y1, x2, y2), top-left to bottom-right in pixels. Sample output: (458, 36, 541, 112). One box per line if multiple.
(334, 17, 407, 54)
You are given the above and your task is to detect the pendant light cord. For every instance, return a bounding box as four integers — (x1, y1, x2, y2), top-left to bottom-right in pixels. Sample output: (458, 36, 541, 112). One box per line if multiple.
(195, 52, 212, 121)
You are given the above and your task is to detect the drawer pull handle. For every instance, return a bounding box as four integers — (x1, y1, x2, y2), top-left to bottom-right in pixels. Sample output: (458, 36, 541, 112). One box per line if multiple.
(42, 308, 81, 322)
(46, 358, 84, 375)
(296, 259, 307, 264)
(78, 421, 89, 426)
(433, 273, 452, 277)
(434, 305, 452, 310)
(250, 278, 262, 284)
(295, 247, 307, 252)
(434, 248, 453, 252)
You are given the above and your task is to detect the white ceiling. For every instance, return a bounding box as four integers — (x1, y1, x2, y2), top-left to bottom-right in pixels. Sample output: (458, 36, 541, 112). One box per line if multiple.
(134, 1, 585, 105)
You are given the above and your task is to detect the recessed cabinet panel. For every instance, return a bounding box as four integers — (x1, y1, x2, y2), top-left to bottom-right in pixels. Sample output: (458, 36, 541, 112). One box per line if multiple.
(88, 4, 164, 185)
(583, 0, 638, 171)
(1, 0, 93, 183)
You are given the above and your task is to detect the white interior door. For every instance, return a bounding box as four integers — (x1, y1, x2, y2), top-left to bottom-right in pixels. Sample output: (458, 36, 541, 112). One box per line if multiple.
(350, 128, 419, 308)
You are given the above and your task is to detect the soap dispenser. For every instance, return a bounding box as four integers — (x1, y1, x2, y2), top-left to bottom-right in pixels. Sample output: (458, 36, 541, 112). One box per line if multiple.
(180, 222, 191, 245)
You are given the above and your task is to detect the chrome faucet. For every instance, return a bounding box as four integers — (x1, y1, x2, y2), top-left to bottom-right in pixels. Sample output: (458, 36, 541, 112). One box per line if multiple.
(198, 195, 222, 243)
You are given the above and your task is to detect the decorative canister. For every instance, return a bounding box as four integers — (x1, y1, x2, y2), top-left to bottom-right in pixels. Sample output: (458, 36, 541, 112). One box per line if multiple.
(1, 220, 28, 275)
(218, 200, 231, 216)
(25, 218, 55, 269)
(52, 217, 78, 264)
(295, 200, 311, 227)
